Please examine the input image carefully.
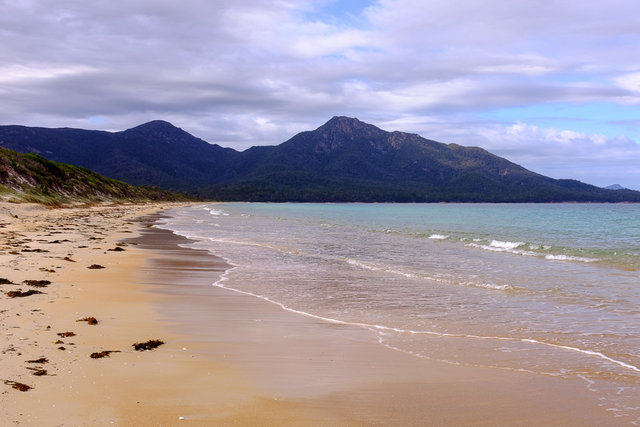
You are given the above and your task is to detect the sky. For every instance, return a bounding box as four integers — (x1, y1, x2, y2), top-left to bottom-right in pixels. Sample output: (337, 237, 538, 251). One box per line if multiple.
(1, 0, 640, 189)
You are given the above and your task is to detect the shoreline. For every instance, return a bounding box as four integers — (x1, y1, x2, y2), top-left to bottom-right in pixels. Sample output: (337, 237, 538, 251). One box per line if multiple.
(1, 202, 618, 425)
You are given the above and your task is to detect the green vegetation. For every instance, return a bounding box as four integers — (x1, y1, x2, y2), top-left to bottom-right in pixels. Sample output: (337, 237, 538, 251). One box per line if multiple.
(0, 147, 183, 205)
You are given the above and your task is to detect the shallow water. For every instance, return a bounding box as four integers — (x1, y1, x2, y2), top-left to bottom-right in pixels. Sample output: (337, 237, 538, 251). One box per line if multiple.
(157, 203, 640, 424)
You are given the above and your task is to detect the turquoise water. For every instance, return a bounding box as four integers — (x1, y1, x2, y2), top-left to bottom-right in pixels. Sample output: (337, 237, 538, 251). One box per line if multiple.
(158, 203, 640, 423)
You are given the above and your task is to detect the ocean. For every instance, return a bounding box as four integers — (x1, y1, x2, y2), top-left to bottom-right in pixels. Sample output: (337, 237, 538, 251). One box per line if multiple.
(156, 203, 640, 423)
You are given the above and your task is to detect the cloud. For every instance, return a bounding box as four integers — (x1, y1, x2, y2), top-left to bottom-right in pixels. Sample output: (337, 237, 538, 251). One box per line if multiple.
(613, 72, 640, 104)
(457, 122, 640, 188)
(1, 0, 639, 187)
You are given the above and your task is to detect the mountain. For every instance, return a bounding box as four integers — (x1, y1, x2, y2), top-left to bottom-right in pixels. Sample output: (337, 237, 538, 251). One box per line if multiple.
(0, 146, 182, 205)
(605, 184, 626, 190)
(204, 117, 640, 202)
(1, 116, 639, 202)
(0, 120, 237, 191)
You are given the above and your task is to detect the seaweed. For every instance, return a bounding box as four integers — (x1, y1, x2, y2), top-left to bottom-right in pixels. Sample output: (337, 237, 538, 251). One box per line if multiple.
(90, 350, 120, 359)
(4, 380, 31, 392)
(26, 357, 48, 364)
(23, 279, 51, 288)
(76, 317, 98, 325)
(87, 264, 105, 269)
(57, 331, 76, 338)
(0, 278, 12, 284)
(107, 247, 125, 252)
(26, 367, 47, 376)
(133, 339, 165, 351)
(7, 290, 44, 298)
(63, 256, 76, 262)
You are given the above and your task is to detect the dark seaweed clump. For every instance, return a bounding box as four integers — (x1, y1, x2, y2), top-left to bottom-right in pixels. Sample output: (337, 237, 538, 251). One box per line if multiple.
(26, 367, 47, 376)
(23, 280, 51, 288)
(57, 331, 76, 338)
(90, 350, 120, 359)
(7, 290, 44, 298)
(4, 380, 31, 392)
(133, 339, 165, 351)
(76, 317, 98, 325)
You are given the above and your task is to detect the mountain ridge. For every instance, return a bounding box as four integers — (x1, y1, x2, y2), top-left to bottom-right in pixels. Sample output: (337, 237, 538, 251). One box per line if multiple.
(1, 117, 638, 202)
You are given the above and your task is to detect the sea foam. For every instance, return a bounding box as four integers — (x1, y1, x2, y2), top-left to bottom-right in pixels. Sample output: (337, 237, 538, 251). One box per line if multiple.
(545, 254, 598, 263)
(428, 234, 449, 240)
(489, 240, 525, 250)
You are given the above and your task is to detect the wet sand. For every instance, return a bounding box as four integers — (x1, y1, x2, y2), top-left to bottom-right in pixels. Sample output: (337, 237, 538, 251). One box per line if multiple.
(0, 203, 617, 426)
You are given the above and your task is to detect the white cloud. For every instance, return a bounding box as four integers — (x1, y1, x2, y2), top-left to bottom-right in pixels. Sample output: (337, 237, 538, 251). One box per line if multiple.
(613, 72, 640, 104)
(469, 122, 640, 188)
(0, 65, 97, 83)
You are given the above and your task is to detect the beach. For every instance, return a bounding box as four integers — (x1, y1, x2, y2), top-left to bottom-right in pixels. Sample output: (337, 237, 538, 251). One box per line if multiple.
(0, 202, 620, 426)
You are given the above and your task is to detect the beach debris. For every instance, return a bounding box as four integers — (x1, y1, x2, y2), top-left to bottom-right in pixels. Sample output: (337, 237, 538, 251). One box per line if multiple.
(21, 248, 49, 253)
(26, 367, 48, 376)
(63, 256, 76, 262)
(87, 264, 105, 269)
(76, 317, 98, 325)
(57, 331, 76, 338)
(26, 357, 48, 364)
(4, 380, 32, 392)
(0, 278, 13, 285)
(133, 339, 165, 351)
(23, 280, 51, 288)
(6, 290, 44, 298)
(90, 350, 120, 359)
(107, 247, 125, 252)
(2, 345, 18, 354)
